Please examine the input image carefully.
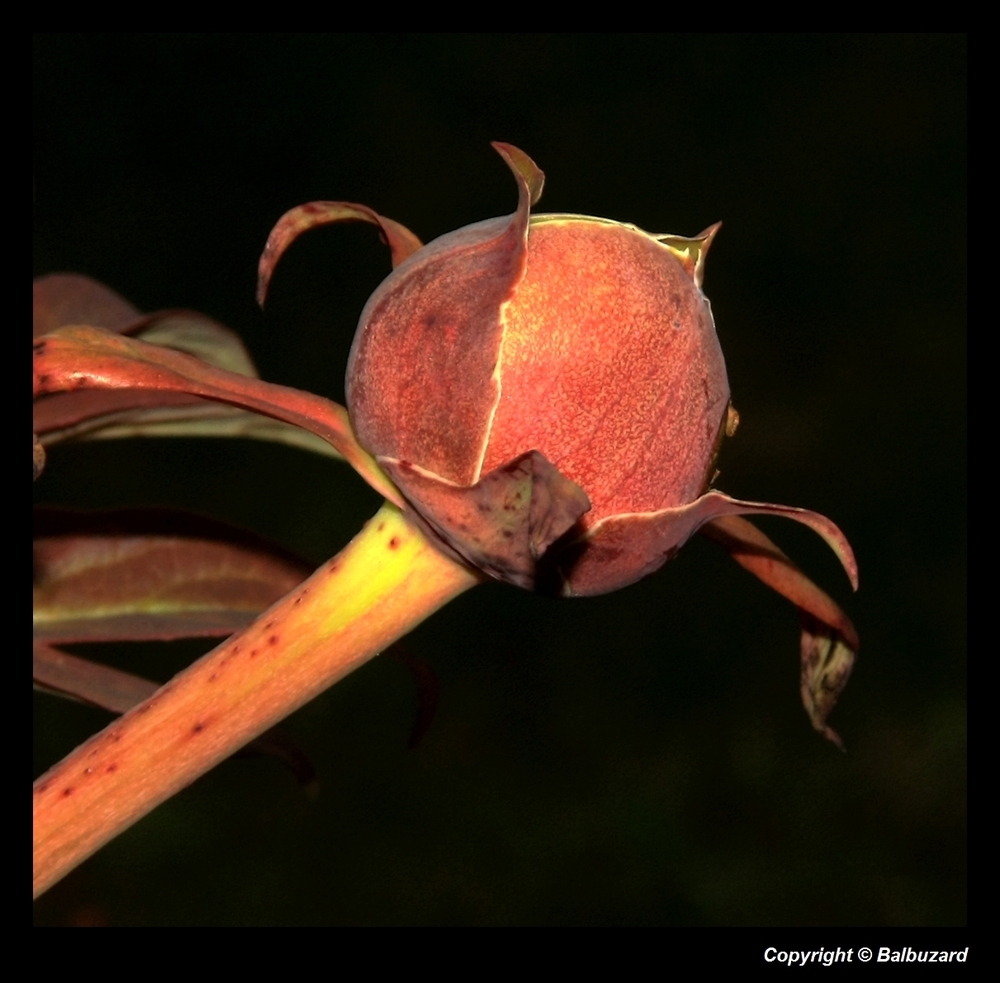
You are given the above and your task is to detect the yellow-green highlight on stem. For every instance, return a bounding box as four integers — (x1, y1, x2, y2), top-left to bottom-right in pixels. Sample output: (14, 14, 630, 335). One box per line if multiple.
(33, 502, 483, 899)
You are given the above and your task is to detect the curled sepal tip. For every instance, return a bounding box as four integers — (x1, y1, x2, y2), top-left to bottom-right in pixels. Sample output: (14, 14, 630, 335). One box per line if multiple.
(257, 202, 424, 308)
(491, 142, 545, 206)
(657, 222, 722, 289)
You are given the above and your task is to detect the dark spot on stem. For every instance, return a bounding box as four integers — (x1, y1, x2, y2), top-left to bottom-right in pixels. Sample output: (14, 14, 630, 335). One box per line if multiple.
(209, 673, 218, 682)
(378, 522, 385, 532)
(251, 649, 259, 658)
(269, 634, 279, 646)
(62, 787, 74, 797)
(389, 537, 400, 549)
(106, 763, 118, 774)
(192, 722, 205, 734)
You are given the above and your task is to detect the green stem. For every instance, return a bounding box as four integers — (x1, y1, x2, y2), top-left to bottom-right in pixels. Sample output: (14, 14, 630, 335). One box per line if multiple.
(33, 503, 482, 898)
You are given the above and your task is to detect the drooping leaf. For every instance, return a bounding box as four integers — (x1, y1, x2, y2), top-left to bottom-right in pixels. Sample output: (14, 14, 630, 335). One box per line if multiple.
(33, 508, 314, 643)
(33, 326, 404, 506)
(33, 640, 159, 712)
(257, 202, 424, 307)
(385, 643, 442, 749)
(33, 502, 482, 898)
(700, 514, 858, 747)
(33, 280, 347, 460)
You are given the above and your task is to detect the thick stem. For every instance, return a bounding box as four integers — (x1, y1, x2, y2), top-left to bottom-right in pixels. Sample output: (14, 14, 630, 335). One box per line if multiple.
(33, 503, 481, 898)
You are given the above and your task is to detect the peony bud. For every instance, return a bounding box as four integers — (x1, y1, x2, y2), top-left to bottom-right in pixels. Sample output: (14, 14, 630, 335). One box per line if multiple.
(345, 144, 856, 598)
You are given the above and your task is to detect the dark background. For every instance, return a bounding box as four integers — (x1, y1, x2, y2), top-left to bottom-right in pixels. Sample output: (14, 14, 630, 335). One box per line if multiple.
(33, 34, 966, 926)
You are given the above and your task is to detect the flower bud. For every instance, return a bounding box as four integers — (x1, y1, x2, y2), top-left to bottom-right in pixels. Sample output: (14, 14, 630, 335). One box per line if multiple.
(346, 144, 855, 597)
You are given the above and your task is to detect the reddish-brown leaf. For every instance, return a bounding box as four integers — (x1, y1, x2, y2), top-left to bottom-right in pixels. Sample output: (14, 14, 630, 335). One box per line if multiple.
(700, 514, 858, 747)
(33, 641, 159, 712)
(385, 643, 441, 749)
(33, 274, 141, 338)
(33, 508, 313, 643)
(35, 308, 255, 442)
(33, 326, 403, 505)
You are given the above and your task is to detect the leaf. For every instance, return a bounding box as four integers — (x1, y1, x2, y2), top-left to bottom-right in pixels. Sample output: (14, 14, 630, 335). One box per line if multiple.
(38, 402, 346, 458)
(385, 643, 441, 749)
(700, 514, 859, 748)
(33, 641, 159, 713)
(257, 202, 424, 307)
(33, 277, 347, 460)
(129, 310, 258, 377)
(33, 273, 141, 337)
(33, 508, 313, 643)
(33, 326, 404, 506)
(34, 501, 482, 898)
